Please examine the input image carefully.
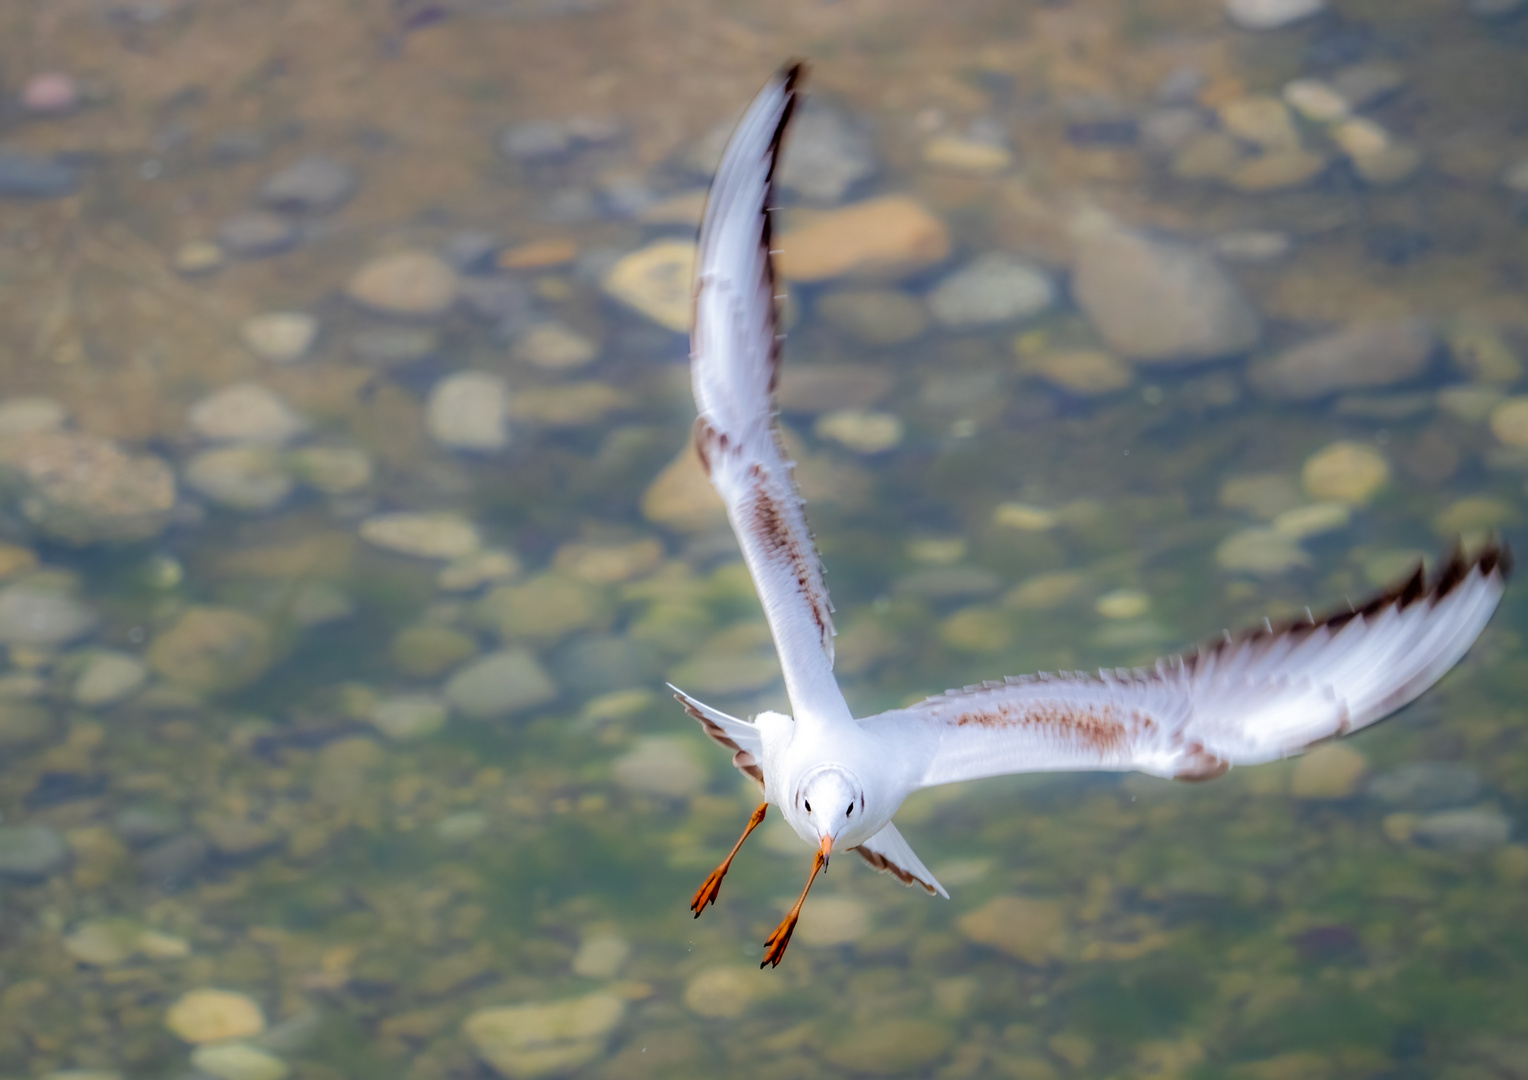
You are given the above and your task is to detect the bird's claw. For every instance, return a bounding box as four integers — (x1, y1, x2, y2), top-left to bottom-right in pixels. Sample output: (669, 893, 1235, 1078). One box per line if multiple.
(760, 912, 800, 968)
(690, 865, 728, 917)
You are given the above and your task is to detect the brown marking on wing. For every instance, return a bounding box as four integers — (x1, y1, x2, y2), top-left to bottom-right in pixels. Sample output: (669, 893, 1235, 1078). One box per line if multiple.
(673, 692, 764, 786)
(1173, 741, 1230, 782)
(851, 844, 937, 895)
(951, 700, 1131, 755)
(746, 468, 832, 645)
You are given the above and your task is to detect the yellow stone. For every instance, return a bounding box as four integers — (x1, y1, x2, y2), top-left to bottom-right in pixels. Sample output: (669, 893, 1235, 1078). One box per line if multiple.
(957, 896, 1068, 964)
(1021, 348, 1133, 395)
(498, 238, 577, 270)
(1095, 588, 1149, 620)
(1300, 441, 1389, 505)
(923, 135, 1012, 173)
(993, 502, 1058, 531)
(778, 196, 951, 282)
(1290, 743, 1368, 799)
(641, 442, 725, 533)
(683, 966, 774, 1019)
(1489, 397, 1528, 447)
(1004, 571, 1085, 610)
(939, 607, 1013, 654)
(601, 240, 696, 332)
(1272, 502, 1350, 539)
(165, 988, 266, 1044)
(346, 251, 458, 318)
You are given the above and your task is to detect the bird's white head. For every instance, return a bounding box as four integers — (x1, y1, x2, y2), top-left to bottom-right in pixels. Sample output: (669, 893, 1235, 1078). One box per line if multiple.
(792, 764, 865, 862)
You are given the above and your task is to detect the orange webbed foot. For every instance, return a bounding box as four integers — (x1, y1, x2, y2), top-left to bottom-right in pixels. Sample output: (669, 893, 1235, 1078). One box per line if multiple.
(760, 910, 802, 968)
(690, 864, 729, 917)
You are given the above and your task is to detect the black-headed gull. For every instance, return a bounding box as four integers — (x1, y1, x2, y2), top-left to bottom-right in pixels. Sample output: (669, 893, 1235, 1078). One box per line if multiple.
(672, 62, 1512, 969)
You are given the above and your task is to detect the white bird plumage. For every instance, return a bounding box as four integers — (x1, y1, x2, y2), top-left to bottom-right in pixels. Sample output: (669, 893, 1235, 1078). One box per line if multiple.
(674, 62, 1513, 969)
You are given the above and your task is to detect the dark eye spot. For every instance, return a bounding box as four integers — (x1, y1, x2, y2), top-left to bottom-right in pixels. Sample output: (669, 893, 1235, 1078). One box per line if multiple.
(846, 803, 854, 816)
(804, 800, 812, 813)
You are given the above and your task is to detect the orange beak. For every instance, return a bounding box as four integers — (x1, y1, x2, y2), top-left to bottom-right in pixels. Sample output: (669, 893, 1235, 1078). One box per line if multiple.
(818, 833, 833, 868)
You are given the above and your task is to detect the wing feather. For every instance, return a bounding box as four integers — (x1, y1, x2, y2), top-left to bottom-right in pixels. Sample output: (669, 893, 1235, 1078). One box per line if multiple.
(851, 822, 947, 898)
(691, 63, 850, 724)
(864, 544, 1511, 787)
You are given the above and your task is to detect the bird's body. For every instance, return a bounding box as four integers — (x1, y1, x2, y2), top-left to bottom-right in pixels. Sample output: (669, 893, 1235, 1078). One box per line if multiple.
(675, 62, 1512, 968)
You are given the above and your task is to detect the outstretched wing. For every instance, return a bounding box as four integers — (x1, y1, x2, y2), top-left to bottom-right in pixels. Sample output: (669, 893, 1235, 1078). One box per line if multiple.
(852, 822, 948, 898)
(864, 544, 1511, 788)
(669, 683, 764, 786)
(690, 63, 850, 725)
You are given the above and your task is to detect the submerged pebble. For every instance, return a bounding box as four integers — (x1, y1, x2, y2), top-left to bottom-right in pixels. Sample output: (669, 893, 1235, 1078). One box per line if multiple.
(165, 988, 266, 1044)
(463, 994, 625, 1079)
(240, 312, 319, 364)
(347, 251, 459, 318)
(189, 383, 307, 446)
(926, 254, 1053, 328)
(258, 154, 357, 214)
(427, 371, 510, 452)
(778, 196, 951, 282)
(1300, 441, 1390, 504)
(0, 824, 70, 880)
(444, 648, 557, 720)
(360, 512, 481, 559)
(1225, 0, 1325, 29)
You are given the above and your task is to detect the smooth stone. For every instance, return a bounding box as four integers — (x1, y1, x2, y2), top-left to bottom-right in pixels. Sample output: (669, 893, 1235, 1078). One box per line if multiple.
(1251, 319, 1438, 400)
(684, 966, 773, 1019)
(824, 1019, 954, 1075)
(73, 651, 148, 706)
(1021, 349, 1133, 395)
(509, 383, 627, 428)
(817, 289, 929, 346)
(500, 237, 580, 270)
(369, 693, 449, 741)
(391, 624, 478, 678)
(475, 574, 607, 643)
(0, 148, 81, 198)
(1448, 320, 1523, 385)
(601, 240, 695, 332)
(1218, 96, 1302, 151)
(777, 363, 896, 413)
(360, 512, 481, 560)
(1301, 441, 1389, 505)
(146, 607, 273, 693)
(938, 607, 1012, 654)
(778, 99, 877, 203)
(957, 895, 1068, 963)
(64, 919, 149, 966)
(463, 994, 625, 1080)
(184, 447, 293, 512)
(778, 196, 952, 282)
(553, 539, 662, 585)
(189, 383, 307, 446)
(427, 371, 510, 452)
(571, 934, 630, 980)
(173, 240, 225, 275)
(511, 323, 598, 370)
(0, 582, 96, 646)
(1434, 496, 1515, 536)
(640, 443, 725, 532)
(1490, 397, 1528, 447)
(1368, 762, 1483, 811)
(435, 810, 489, 844)
(258, 155, 356, 214)
(1220, 473, 1304, 519)
(1225, 0, 1325, 29)
(797, 895, 871, 946)
(1228, 148, 1327, 192)
(292, 582, 352, 626)
(1272, 501, 1349, 539)
(0, 396, 68, 434)
(347, 251, 458, 319)
(1095, 588, 1150, 620)
(1282, 79, 1350, 123)
(21, 72, 79, 114)
(1411, 808, 1512, 852)
(350, 326, 439, 367)
(113, 804, 184, 846)
(1215, 528, 1311, 574)
(923, 134, 1012, 173)
(1351, 142, 1422, 186)
(240, 313, 318, 364)
(1073, 229, 1260, 363)
(215, 212, 297, 258)
(165, 988, 266, 1044)
(444, 648, 557, 720)
(439, 549, 521, 592)
(1291, 744, 1368, 799)
(926, 254, 1053, 328)
(815, 409, 903, 453)
(0, 429, 175, 544)
(612, 736, 706, 798)
(191, 1044, 289, 1080)
(0, 824, 69, 879)
(288, 446, 372, 494)
(994, 503, 1059, 531)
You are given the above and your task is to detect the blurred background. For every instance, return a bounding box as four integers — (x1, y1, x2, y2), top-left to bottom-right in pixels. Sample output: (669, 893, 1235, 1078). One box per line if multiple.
(0, 1, 1525, 1078)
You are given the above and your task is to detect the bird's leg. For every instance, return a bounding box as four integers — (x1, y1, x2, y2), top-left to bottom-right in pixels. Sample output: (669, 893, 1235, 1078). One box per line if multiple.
(760, 843, 828, 969)
(690, 802, 768, 917)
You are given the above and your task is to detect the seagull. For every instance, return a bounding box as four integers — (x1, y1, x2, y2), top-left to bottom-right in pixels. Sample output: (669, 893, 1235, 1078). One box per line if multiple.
(671, 62, 1512, 969)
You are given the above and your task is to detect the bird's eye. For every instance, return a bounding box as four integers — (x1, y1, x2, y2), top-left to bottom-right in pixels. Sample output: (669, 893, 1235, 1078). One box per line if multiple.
(804, 799, 812, 813)
(846, 803, 854, 816)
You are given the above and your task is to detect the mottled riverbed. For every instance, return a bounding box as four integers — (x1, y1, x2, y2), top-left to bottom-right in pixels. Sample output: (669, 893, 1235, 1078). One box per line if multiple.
(0, 1, 1525, 1078)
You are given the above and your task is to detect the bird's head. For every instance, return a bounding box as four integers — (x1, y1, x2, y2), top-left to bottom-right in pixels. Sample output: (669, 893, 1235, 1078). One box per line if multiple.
(794, 765, 864, 863)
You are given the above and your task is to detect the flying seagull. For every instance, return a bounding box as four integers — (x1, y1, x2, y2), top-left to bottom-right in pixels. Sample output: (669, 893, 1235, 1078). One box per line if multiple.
(671, 62, 1512, 969)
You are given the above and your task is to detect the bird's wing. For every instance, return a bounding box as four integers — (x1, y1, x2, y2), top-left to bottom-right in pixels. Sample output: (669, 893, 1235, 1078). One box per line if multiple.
(690, 63, 851, 725)
(863, 544, 1511, 789)
(851, 822, 947, 898)
(669, 684, 764, 787)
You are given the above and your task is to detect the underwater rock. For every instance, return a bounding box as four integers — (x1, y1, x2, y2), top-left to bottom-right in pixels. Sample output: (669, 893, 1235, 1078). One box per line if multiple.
(778, 196, 951, 282)
(360, 512, 481, 560)
(0, 582, 97, 646)
(444, 648, 556, 720)
(347, 251, 459, 319)
(258, 154, 357, 214)
(165, 988, 266, 1044)
(240, 313, 319, 364)
(926, 253, 1053, 328)
(189, 383, 307, 446)
(601, 241, 695, 333)
(611, 736, 706, 798)
(72, 651, 148, 707)
(191, 1043, 290, 1080)
(427, 371, 510, 453)
(146, 607, 273, 694)
(1249, 319, 1436, 400)
(0, 824, 69, 880)
(464, 994, 625, 1080)
(184, 447, 293, 512)
(1291, 744, 1368, 799)
(957, 895, 1068, 964)
(1300, 441, 1389, 505)
(0, 430, 175, 545)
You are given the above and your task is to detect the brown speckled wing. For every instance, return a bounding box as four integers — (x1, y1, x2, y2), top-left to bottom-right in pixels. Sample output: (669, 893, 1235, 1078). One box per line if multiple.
(865, 543, 1510, 788)
(690, 64, 850, 725)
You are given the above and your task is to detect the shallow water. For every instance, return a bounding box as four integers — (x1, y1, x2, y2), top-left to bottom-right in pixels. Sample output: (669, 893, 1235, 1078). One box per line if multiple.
(0, 2, 1526, 1078)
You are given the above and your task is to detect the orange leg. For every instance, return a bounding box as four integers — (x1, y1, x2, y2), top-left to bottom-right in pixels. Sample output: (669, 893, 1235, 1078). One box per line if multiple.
(760, 845, 827, 969)
(691, 802, 768, 917)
